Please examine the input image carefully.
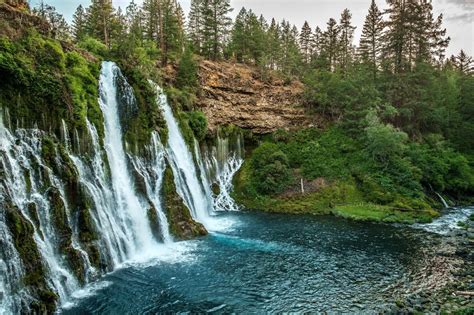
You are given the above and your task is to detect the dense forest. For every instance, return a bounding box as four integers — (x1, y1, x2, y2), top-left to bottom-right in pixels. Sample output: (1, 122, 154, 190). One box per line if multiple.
(4, 0, 474, 220)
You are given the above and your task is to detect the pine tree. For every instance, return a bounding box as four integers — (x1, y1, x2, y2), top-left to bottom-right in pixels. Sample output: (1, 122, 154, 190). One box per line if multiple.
(200, 0, 233, 60)
(161, 0, 185, 64)
(230, 7, 247, 62)
(72, 5, 87, 41)
(247, 10, 266, 65)
(453, 50, 473, 75)
(358, 0, 384, 78)
(188, 0, 203, 51)
(321, 18, 340, 71)
(177, 45, 199, 90)
(299, 21, 312, 64)
(430, 14, 450, 66)
(310, 26, 322, 61)
(383, 0, 410, 72)
(339, 9, 356, 72)
(126, 0, 143, 40)
(383, 0, 449, 72)
(86, 0, 116, 48)
(267, 18, 282, 70)
(142, 0, 162, 49)
(33, 1, 70, 40)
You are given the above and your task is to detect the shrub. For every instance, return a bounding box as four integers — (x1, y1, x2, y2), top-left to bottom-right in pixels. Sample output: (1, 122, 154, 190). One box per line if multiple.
(176, 45, 199, 91)
(250, 143, 292, 195)
(78, 37, 108, 58)
(186, 111, 207, 141)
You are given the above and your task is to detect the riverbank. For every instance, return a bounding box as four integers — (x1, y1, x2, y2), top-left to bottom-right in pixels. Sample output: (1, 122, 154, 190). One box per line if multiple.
(387, 213, 474, 313)
(233, 161, 439, 224)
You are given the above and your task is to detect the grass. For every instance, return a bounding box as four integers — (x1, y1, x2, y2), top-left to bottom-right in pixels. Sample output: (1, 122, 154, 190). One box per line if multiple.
(332, 203, 436, 224)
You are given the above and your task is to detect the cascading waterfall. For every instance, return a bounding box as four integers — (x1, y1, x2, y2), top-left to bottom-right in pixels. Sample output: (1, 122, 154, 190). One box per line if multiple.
(150, 82, 216, 228)
(0, 114, 81, 310)
(68, 120, 131, 268)
(129, 132, 172, 244)
(436, 192, 450, 209)
(0, 61, 245, 313)
(97, 61, 160, 257)
(201, 135, 244, 212)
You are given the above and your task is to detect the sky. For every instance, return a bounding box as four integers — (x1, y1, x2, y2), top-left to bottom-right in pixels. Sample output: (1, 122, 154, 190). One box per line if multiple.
(31, 0, 474, 57)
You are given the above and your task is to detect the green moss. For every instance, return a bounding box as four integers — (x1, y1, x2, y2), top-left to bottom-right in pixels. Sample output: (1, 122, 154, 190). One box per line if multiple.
(121, 67, 168, 151)
(165, 86, 197, 112)
(64, 51, 102, 138)
(0, 31, 102, 140)
(185, 111, 207, 141)
(177, 111, 197, 148)
(162, 165, 207, 240)
(47, 188, 86, 284)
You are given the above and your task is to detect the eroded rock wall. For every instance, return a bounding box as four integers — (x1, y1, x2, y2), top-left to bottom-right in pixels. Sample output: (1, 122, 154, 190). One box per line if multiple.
(196, 60, 317, 134)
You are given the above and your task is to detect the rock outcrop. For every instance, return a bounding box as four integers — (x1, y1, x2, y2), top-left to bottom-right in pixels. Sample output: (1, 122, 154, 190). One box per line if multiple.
(196, 60, 318, 134)
(2, 0, 28, 10)
(0, 0, 49, 38)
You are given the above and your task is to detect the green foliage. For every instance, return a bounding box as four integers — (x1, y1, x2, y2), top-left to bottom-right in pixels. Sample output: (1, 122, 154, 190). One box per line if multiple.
(121, 67, 167, 151)
(64, 51, 102, 136)
(0, 31, 102, 140)
(249, 143, 292, 195)
(77, 37, 108, 58)
(162, 165, 207, 239)
(186, 111, 208, 141)
(303, 68, 381, 123)
(176, 45, 199, 91)
(333, 203, 435, 224)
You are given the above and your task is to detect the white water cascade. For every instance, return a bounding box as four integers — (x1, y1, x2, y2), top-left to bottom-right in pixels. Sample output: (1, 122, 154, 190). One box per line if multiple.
(201, 135, 244, 212)
(97, 61, 159, 258)
(0, 114, 80, 312)
(68, 120, 132, 267)
(436, 192, 450, 209)
(0, 61, 245, 313)
(129, 132, 172, 244)
(150, 82, 216, 228)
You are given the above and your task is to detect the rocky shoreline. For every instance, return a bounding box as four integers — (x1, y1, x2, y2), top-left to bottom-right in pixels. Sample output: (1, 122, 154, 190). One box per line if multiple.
(387, 214, 474, 313)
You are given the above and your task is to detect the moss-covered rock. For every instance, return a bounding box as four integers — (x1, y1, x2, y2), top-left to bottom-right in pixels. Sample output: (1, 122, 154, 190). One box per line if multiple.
(162, 165, 207, 240)
(147, 203, 163, 242)
(0, 30, 102, 142)
(46, 187, 86, 284)
(119, 65, 168, 153)
(4, 202, 57, 313)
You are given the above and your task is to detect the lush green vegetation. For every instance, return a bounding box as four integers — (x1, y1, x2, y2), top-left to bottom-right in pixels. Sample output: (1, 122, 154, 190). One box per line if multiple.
(6, 0, 474, 222)
(0, 29, 102, 137)
(234, 123, 472, 222)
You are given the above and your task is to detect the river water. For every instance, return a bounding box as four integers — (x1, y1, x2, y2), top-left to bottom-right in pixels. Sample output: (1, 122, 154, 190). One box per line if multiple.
(60, 211, 445, 314)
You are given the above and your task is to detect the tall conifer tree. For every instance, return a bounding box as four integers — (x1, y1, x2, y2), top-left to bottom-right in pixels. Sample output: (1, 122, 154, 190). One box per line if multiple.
(358, 0, 384, 78)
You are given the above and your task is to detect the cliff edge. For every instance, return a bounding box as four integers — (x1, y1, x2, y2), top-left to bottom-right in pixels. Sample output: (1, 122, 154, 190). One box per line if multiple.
(196, 60, 318, 134)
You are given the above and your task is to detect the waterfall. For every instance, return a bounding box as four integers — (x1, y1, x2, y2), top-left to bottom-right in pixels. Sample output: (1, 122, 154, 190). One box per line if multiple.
(97, 61, 159, 258)
(201, 135, 244, 212)
(0, 115, 80, 309)
(129, 132, 172, 244)
(150, 82, 215, 228)
(68, 120, 132, 268)
(435, 192, 450, 209)
(0, 61, 245, 313)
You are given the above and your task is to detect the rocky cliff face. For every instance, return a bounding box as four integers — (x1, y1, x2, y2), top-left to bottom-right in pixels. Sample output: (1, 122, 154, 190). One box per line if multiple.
(0, 0, 48, 38)
(2, 0, 28, 9)
(196, 61, 316, 134)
